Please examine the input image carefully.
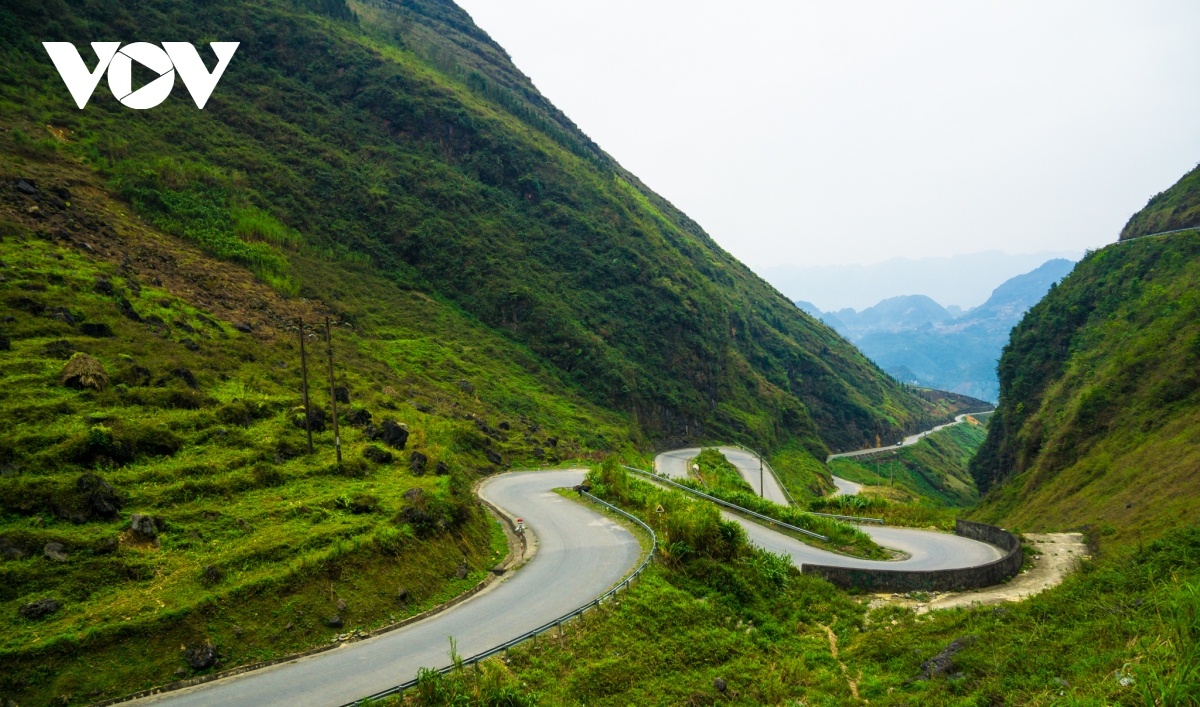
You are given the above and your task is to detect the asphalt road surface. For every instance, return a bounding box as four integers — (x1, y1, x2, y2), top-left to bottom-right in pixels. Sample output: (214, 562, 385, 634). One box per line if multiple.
(129, 470, 640, 707)
(830, 475, 863, 497)
(655, 446, 789, 505)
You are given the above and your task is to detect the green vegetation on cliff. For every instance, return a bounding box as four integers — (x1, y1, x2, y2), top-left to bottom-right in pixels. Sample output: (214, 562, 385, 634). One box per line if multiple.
(971, 194, 1200, 542)
(1120, 161, 1200, 240)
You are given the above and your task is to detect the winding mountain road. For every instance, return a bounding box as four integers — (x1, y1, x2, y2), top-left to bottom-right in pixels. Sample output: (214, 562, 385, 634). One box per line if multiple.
(826, 413, 974, 462)
(128, 433, 1004, 707)
(129, 470, 638, 707)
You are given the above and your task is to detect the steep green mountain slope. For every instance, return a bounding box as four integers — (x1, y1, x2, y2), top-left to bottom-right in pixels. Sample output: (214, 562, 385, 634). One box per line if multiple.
(1120, 161, 1200, 239)
(0, 0, 940, 458)
(971, 169, 1200, 541)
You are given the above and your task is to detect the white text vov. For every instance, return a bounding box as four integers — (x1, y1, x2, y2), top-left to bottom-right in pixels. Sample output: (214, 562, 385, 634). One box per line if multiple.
(43, 42, 239, 110)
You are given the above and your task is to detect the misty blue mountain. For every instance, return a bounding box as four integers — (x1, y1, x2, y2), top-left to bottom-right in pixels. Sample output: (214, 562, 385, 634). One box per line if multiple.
(797, 258, 1077, 401)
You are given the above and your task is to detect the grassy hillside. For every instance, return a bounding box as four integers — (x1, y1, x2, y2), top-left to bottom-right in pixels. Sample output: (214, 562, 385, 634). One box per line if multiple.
(1120, 161, 1200, 240)
(0, 0, 941, 458)
(0, 154, 648, 703)
(970, 215, 1200, 542)
(829, 419, 986, 507)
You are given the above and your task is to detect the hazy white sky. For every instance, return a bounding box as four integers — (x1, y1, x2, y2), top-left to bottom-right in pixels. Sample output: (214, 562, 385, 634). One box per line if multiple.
(455, 0, 1200, 268)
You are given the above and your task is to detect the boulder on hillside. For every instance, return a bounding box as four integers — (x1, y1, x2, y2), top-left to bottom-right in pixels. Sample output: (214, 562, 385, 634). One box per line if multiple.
(292, 406, 327, 433)
(435, 461, 449, 476)
(130, 513, 157, 539)
(379, 420, 409, 450)
(43, 542, 69, 562)
(78, 472, 123, 518)
(80, 321, 113, 337)
(409, 451, 427, 475)
(345, 407, 371, 427)
(334, 385, 350, 404)
(184, 640, 217, 670)
(362, 445, 393, 464)
(18, 598, 59, 620)
(61, 352, 108, 391)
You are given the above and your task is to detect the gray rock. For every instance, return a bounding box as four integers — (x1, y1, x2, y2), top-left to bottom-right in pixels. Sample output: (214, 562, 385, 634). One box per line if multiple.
(409, 451, 427, 476)
(456, 379, 474, 395)
(435, 461, 449, 476)
(130, 514, 157, 539)
(18, 597, 59, 619)
(44, 542, 69, 562)
(78, 472, 122, 518)
(185, 640, 217, 670)
(484, 449, 502, 465)
(380, 420, 409, 450)
(95, 536, 119, 554)
(362, 445, 393, 464)
(325, 614, 343, 629)
(909, 635, 977, 683)
(455, 563, 468, 580)
(16, 179, 37, 195)
(201, 565, 224, 586)
(1, 537, 25, 560)
(714, 678, 727, 692)
(234, 323, 253, 333)
(334, 385, 350, 404)
(396, 587, 410, 603)
(336, 598, 347, 612)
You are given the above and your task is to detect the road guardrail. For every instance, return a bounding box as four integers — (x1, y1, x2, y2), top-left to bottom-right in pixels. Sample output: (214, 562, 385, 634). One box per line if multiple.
(341, 491, 656, 706)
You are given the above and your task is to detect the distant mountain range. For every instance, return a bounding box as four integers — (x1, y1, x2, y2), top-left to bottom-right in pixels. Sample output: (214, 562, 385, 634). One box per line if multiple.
(762, 250, 1082, 312)
(797, 258, 1078, 401)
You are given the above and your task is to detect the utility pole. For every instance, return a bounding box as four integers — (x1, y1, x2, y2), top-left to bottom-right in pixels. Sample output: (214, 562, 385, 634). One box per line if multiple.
(759, 454, 764, 498)
(298, 318, 313, 453)
(324, 317, 341, 463)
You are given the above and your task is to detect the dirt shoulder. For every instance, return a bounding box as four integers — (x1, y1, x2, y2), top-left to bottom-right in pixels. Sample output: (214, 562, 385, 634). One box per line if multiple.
(869, 532, 1088, 614)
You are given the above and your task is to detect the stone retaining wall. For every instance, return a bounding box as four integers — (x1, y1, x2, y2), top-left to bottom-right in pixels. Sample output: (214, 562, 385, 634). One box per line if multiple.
(801, 519, 1023, 592)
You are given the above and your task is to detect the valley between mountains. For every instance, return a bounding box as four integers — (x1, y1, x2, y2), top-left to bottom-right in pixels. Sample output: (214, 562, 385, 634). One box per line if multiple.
(1, 0, 1199, 706)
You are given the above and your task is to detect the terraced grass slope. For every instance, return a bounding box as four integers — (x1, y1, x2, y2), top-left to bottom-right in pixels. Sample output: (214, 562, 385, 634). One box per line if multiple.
(971, 168, 1200, 542)
(0, 0, 940, 458)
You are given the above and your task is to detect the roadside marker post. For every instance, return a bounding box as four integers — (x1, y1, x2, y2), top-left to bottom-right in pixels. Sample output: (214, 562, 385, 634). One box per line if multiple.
(297, 318, 313, 454)
(324, 317, 342, 463)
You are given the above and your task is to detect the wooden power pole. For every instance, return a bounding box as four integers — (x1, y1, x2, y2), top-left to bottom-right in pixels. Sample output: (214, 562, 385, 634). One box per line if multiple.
(324, 317, 341, 463)
(298, 318, 313, 453)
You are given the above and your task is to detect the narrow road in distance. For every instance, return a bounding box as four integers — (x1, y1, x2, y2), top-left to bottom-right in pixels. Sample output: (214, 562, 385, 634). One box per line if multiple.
(129, 470, 641, 707)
